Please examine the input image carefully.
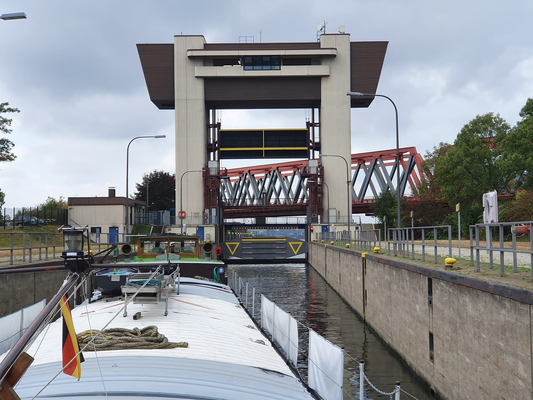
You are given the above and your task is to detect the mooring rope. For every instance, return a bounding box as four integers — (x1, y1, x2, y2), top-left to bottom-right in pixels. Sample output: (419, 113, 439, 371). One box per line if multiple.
(77, 326, 188, 351)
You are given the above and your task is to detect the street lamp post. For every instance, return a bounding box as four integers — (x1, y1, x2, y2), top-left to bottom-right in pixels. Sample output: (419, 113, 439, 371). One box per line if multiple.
(180, 170, 204, 234)
(347, 91, 401, 229)
(320, 154, 351, 241)
(125, 135, 166, 236)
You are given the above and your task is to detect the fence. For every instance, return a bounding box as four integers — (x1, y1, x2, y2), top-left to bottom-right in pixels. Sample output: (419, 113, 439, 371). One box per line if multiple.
(0, 231, 132, 266)
(0, 232, 63, 265)
(387, 225, 453, 263)
(1, 207, 68, 230)
(470, 221, 533, 278)
(230, 270, 413, 400)
(317, 229, 382, 252)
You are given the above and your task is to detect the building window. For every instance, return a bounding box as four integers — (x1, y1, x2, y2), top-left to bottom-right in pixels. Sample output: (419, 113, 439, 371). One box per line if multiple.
(243, 55, 281, 70)
(213, 58, 240, 67)
(282, 57, 312, 66)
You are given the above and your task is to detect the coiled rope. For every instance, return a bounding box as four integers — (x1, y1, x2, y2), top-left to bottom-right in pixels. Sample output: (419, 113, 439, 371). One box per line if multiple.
(77, 326, 188, 351)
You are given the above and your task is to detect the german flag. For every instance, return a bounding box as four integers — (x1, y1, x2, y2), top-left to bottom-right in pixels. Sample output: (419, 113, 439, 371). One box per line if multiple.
(60, 295, 84, 380)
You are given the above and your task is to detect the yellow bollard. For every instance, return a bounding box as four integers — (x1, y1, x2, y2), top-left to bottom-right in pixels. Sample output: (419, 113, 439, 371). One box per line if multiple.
(445, 257, 457, 270)
(362, 252, 366, 258)
(373, 247, 380, 253)
(330, 241, 334, 245)
(346, 243, 350, 248)
(321, 240, 324, 243)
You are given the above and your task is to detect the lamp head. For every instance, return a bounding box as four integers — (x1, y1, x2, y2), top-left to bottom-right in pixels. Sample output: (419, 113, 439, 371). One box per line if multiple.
(60, 226, 89, 273)
(0, 12, 27, 20)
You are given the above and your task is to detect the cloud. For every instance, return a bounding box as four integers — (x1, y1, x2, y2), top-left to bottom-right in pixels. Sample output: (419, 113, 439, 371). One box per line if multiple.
(1, 0, 533, 211)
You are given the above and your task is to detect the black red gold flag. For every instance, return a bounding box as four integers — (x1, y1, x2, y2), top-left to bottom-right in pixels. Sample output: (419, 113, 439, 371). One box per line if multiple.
(60, 295, 84, 380)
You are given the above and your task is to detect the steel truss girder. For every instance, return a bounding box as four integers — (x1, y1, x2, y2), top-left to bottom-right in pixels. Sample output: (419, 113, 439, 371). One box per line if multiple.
(351, 147, 424, 203)
(220, 169, 310, 207)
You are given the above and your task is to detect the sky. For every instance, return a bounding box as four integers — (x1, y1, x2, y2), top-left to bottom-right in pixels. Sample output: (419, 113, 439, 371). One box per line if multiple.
(1, 0, 532, 213)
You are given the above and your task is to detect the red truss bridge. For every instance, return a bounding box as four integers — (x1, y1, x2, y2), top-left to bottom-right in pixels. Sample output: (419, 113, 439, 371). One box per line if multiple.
(204, 147, 426, 219)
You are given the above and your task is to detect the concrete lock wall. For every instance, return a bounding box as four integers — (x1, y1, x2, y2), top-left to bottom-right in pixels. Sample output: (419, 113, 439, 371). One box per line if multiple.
(308, 242, 533, 400)
(0, 270, 69, 318)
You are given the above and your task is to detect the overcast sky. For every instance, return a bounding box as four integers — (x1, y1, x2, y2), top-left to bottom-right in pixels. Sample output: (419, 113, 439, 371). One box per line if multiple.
(1, 0, 532, 212)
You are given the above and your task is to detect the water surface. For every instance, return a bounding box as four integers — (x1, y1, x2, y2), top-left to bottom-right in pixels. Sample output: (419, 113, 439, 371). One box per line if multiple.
(227, 263, 433, 400)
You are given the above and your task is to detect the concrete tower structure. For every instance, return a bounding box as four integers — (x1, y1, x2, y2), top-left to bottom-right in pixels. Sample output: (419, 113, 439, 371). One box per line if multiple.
(138, 33, 387, 233)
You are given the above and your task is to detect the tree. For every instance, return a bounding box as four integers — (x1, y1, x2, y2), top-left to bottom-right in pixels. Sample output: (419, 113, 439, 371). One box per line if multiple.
(434, 113, 513, 227)
(0, 102, 19, 163)
(1, 102, 20, 211)
(500, 190, 533, 222)
(499, 98, 533, 190)
(371, 190, 403, 228)
(38, 196, 68, 210)
(413, 142, 452, 201)
(134, 171, 175, 211)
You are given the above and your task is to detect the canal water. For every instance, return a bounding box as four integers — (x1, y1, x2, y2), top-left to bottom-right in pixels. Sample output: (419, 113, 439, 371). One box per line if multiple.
(227, 263, 434, 400)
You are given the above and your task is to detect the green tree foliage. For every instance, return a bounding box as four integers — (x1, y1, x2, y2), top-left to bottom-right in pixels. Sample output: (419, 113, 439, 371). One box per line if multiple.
(406, 200, 453, 229)
(413, 142, 452, 201)
(499, 98, 533, 190)
(500, 190, 533, 222)
(134, 170, 175, 211)
(38, 196, 68, 210)
(0, 103, 20, 211)
(0, 190, 5, 220)
(0, 102, 19, 163)
(434, 112, 513, 227)
(371, 190, 403, 228)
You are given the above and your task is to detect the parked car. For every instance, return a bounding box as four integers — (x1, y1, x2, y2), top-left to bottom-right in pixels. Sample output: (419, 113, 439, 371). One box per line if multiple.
(15, 216, 38, 227)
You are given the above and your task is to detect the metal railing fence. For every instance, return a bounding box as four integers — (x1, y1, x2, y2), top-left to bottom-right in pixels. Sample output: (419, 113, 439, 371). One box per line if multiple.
(317, 229, 382, 252)
(388, 226, 453, 263)
(470, 222, 533, 278)
(0, 232, 63, 265)
(0, 232, 133, 266)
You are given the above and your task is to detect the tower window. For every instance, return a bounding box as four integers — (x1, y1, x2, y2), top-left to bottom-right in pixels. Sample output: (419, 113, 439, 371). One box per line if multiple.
(243, 56, 281, 70)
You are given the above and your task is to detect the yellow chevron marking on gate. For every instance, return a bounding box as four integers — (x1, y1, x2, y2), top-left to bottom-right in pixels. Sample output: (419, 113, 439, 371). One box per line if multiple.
(289, 242, 303, 255)
(225, 242, 240, 256)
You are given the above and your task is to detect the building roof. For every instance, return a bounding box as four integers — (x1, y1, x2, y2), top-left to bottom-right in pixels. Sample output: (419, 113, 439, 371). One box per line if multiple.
(68, 197, 147, 207)
(137, 35, 388, 110)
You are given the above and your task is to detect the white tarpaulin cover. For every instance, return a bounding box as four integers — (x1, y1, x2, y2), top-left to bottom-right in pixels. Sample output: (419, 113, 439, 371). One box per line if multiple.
(22, 299, 46, 332)
(261, 294, 275, 334)
(261, 294, 298, 364)
(0, 310, 22, 356)
(308, 329, 344, 400)
(0, 299, 46, 356)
